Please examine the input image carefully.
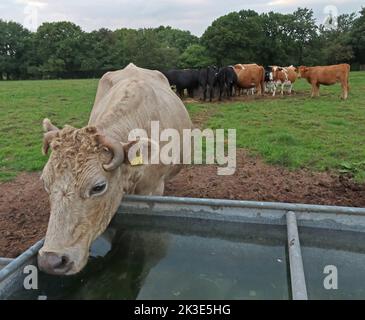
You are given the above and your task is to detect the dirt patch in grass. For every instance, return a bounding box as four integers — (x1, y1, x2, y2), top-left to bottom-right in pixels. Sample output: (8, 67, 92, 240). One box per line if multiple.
(166, 150, 365, 205)
(1, 149, 365, 258)
(0, 172, 49, 258)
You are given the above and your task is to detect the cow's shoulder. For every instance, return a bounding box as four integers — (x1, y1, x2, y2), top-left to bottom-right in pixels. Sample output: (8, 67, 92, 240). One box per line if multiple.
(100, 64, 169, 92)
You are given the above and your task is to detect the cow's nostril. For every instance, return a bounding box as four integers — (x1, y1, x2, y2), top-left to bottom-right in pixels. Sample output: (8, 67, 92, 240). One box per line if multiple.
(61, 255, 69, 266)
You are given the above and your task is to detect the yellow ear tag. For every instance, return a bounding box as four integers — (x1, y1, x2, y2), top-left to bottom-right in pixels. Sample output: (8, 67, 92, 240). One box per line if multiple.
(130, 150, 143, 166)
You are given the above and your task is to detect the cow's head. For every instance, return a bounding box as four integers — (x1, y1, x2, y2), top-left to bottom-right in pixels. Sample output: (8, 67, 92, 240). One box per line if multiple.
(264, 66, 273, 82)
(298, 66, 309, 78)
(38, 119, 137, 275)
(287, 65, 298, 73)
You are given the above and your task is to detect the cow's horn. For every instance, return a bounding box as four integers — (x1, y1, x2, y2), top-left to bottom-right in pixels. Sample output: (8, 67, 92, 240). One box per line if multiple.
(43, 118, 60, 132)
(96, 134, 125, 171)
(42, 118, 60, 155)
(42, 131, 59, 155)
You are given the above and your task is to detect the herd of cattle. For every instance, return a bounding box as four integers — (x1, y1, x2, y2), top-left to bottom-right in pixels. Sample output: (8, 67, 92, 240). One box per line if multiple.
(29, 62, 352, 276)
(162, 63, 350, 101)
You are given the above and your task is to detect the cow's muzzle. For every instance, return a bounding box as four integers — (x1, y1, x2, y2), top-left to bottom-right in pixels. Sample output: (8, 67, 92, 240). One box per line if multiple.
(38, 252, 74, 275)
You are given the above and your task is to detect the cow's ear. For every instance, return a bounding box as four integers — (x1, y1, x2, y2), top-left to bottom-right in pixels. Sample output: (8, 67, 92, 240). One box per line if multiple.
(42, 118, 60, 155)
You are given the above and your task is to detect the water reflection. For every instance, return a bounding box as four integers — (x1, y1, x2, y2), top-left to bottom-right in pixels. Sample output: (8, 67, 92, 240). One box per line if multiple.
(10, 217, 289, 300)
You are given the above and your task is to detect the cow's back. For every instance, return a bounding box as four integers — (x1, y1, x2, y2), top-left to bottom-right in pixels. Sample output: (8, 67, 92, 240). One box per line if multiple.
(89, 63, 192, 139)
(306, 64, 350, 84)
(161, 69, 199, 90)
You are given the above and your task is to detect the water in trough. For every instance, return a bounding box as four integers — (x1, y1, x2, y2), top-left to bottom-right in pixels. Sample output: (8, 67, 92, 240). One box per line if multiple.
(7, 214, 365, 300)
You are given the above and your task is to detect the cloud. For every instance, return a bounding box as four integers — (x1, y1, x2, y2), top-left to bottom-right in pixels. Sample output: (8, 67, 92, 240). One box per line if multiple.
(267, 0, 295, 6)
(1, 0, 364, 35)
(15, 0, 47, 7)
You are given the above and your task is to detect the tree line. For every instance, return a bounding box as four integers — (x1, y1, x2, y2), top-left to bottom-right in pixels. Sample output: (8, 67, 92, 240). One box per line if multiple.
(1, 7, 364, 80)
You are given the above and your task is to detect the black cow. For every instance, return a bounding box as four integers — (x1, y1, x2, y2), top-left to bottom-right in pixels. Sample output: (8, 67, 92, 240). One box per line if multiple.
(216, 66, 238, 101)
(162, 69, 200, 98)
(198, 66, 218, 102)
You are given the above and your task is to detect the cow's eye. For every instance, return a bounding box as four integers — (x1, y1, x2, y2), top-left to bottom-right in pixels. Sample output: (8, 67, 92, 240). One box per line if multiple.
(90, 182, 107, 196)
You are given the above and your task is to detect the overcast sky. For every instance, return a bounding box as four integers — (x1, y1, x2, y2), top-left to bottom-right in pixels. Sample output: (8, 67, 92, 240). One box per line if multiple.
(1, 0, 364, 35)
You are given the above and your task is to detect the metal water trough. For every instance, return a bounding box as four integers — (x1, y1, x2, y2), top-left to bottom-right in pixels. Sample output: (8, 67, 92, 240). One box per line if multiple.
(1, 195, 365, 300)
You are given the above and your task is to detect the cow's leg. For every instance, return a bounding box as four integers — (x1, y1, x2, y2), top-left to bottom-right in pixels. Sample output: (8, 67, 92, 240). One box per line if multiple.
(202, 86, 207, 101)
(177, 86, 184, 99)
(310, 83, 316, 98)
(209, 86, 214, 102)
(227, 85, 232, 99)
(344, 83, 349, 100)
(312, 83, 320, 97)
(257, 83, 262, 96)
(341, 81, 348, 100)
(315, 84, 320, 97)
(272, 83, 276, 97)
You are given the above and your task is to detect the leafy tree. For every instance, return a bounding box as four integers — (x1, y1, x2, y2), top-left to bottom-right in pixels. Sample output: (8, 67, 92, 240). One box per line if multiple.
(34, 22, 84, 78)
(319, 13, 356, 65)
(1, 7, 364, 79)
(290, 8, 319, 65)
(260, 12, 297, 66)
(178, 44, 214, 68)
(80, 28, 122, 77)
(0, 20, 31, 79)
(122, 28, 179, 70)
(351, 7, 365, 65)
(155, 26, 198, 53)
(201, 10, 263, 65)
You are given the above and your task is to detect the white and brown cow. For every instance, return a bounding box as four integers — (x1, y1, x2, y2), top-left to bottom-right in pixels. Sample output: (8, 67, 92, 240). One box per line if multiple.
(266, 65, 298, 96)
(38, 63, 193, 275)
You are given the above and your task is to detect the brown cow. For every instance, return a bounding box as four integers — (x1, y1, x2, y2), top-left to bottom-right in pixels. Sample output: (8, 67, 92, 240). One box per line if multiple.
(234, 64, 265, 96)
(298, 64, 350, 99)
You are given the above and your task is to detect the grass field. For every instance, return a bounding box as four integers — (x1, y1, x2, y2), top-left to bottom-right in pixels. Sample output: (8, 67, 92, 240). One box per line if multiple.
(0, 72, 365, 182)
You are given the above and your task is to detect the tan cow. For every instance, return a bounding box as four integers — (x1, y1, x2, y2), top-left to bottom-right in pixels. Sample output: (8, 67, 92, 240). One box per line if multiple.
(234, 64, 265, 96)
(298, 64, 350, 99)
(38, 63, 193, 275)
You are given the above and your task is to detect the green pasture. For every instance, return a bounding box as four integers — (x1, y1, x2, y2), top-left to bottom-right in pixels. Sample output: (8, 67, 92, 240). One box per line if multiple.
(0, 72, 364, 182)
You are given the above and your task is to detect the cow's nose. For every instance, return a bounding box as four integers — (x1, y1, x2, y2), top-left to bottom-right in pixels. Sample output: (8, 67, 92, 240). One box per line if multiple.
(38, 252, 73, 275)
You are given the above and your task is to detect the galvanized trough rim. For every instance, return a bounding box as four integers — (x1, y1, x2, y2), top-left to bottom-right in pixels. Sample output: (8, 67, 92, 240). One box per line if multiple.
(123, 195, 365, 215)
(0, 240, 44, 283)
